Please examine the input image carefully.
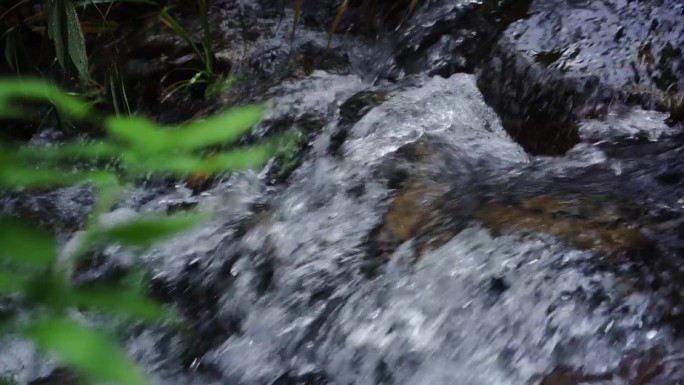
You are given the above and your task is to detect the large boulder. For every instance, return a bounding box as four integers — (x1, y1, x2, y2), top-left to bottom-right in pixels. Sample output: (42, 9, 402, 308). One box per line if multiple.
(477, 0, 684, 154)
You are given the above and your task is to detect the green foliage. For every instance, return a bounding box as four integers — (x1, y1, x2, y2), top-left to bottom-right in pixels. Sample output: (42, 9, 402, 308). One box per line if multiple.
(96, 213, 205, 247)
(159, 0, 223, 101)
(0, 78, 92, 119)
(0, 78, 291, 385)
(0, 219, 55, 268)
(24, 318, 147, 385)
(47, 0, 89, 79)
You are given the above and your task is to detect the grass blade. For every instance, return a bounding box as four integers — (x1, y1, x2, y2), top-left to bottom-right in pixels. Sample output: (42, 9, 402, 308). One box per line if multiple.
(290, 0, 303, 41)
(327, 0, 348, 48)
(47, 0, 66, 70)
(409, 0, 419, 13)
(159, 7, 204, 66)
(196, 0, 213, 75)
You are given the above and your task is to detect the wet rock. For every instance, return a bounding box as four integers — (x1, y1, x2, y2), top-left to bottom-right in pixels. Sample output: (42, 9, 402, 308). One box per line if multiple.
(227, 41, 352, 106)
(538, 366, 611, 385)
(538, 348, 672, 385)
(329, 90, 391, 156)
(353, 74, 527, 272)
(476, 41, 589, 155)
(366, 178, 452, 276)
(579, 107, 677, 144)
(270, 371, 329, 385)
(392, 0, 497, 77)
(477, 0, 684, 154)
(0, 187, 93, 238)
(504, 0, 684, 95)
(477, 195, 649, 254)
(27, 368, 78, 385)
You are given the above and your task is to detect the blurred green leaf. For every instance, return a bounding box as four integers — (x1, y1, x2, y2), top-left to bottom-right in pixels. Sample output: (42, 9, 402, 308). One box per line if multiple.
(23, 318, 147, 385)
(120, 152, 203, 176)
(167, 104, 264, 151)
(0, 166, 117, 189)
(0, 218, 55, 267)
(15, 142, 122, 161)
(119, 140, 277, 177)
(0, 271, 26, 293)
(69, 285, 174, 322)
(0, 78, 92, 119)
(198, 142, 277, 172)
(97, 213, 204, 247)
(106, 105, 263, 156)
(105, 116, 166, 152)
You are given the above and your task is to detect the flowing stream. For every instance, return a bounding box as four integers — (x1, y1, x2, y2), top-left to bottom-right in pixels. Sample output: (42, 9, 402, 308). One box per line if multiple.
(2, 0, 684, 384)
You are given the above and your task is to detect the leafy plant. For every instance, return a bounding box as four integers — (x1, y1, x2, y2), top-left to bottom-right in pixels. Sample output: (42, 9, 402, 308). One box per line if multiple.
(159, 0, 227, 101)
(0, 78, 293, 385)
(47, 0, 89, 79)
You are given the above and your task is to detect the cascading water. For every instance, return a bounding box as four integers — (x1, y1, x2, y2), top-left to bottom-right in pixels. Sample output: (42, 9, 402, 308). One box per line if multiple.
(2, 0, 683, 384)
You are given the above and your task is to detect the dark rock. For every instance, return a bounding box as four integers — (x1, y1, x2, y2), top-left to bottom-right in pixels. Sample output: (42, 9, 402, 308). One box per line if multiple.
(504, 0, 684, 94)
(271, 371, 328, 385)
(329, 90, 390, 156)
(392, 1, 497, 77)
(28, 368, 78, 385)
(149, 253, 242, 369)
(477, 0, 684, 154)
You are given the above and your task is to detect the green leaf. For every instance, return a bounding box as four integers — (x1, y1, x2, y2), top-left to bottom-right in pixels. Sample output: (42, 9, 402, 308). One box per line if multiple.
(0, 78, 92, 119)
(197, 142, 277, 172)
(4, 27, 24, 73)
(69, 285, 174, 322)
(0, 271, 26, 294)
(0, 218, 55, 267)
(120, 153, 203, 176)
(105, 115, 167, 152)
(106, 105, 263, 155)
(64, 0, 89, 79)
(166, 104, 264, 151)
(197, 0, 213, 74)
(0, 166, 116, 189)
(47, 0, 66, 71)
(105, 63, 131, 116)
(97, 213, 204, 247)
(23, 318, 148, 385)
(15, 142, 122, 161)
